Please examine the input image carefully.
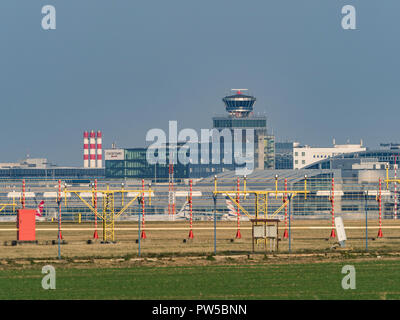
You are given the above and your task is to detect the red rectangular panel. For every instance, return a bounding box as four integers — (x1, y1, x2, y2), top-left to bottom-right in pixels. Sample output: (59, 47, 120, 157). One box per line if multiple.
(17, 209, 36, 241)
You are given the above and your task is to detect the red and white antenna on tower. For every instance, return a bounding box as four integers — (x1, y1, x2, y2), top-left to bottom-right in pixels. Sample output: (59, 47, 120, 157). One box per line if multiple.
(96, 130, 102, 168)
(83, 131, 89, 168)
(89, 130, 96, 168)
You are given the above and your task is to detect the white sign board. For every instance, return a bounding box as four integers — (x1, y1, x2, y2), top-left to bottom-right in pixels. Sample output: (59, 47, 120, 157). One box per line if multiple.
(253, 225, 265, 238)
(43, 192, 71, 198)
(334, 217, 347, 242)
(79, 192, 105, 198)
(316, 190, 344, 196)
(366, 190, 391, 197)
(105, 149, 124, 160)
(268, 193, 285, 198)
(175, 191, 202, 197)
(126, 192, 155, 198)
(266, 225, 277, 238)
(7, 192, 36, 198)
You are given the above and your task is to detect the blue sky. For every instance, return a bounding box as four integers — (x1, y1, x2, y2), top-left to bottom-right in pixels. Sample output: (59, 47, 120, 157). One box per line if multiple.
(0, 1, 399, 166)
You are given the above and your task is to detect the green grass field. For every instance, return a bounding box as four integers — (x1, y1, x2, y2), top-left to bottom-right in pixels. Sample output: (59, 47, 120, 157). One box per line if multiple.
(1, 259, 400, 299)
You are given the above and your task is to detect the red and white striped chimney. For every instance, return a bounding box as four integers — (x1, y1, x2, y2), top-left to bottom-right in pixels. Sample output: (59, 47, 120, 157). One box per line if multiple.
(83, 131, 89, 168)
(96, 130, 102, 168)
(90, 130, 96, 168)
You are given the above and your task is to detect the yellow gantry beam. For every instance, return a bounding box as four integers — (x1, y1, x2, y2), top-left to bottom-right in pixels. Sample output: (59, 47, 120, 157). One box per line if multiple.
(0, 203, 16, 213)
(71, 191, 104, 220)
(115, 195, 140, 219)
(66, 188, 152, 242)
(385, 175, 400, 191)
(213, 190, 309, 196)
(213, 173, 308, 219)
(384, 165, 400, 189)
(385, 179, 400, 184)
(67, 189, 151, 221)
(213, 190, 307, 219)
(269, 201, 288, 219)
(66, 189, 152, 194)
(269, 194, 297, 219)
(224, 193, 252, 219)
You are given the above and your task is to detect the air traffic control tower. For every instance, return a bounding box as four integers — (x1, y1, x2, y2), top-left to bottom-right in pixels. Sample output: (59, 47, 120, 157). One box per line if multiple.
(212, 90, 272, 170)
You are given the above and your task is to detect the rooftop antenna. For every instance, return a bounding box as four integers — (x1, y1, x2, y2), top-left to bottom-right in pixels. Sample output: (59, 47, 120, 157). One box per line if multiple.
(231, 89, 248, 95)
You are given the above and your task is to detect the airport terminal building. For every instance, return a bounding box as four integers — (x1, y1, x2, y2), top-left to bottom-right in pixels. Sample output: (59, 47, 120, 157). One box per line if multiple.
(105, 90, 276, 180)
(0, 158, 104, 179)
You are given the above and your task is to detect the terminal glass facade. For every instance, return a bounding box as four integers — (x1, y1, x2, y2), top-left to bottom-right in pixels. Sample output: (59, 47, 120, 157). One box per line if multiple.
(0, 168, 104, 179)
(264, 135, 275, 169)
(213, 118, 266, 129)
(275, 142, 294, 169)
(105, 147, 189, 180)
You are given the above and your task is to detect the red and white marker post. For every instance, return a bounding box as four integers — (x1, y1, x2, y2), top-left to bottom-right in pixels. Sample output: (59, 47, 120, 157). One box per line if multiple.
(141, 179, 147, 239)
(235, 177, 241, 239)
(377, 178, 383, 238)
(395, 156, 398, 220)
(22, 179, 25, 209)
(283, 178, 289, 239)
(58, 180, 63, 240)
(93, 179, 99, 239)
(330, 177, 336, 238)
(188, 179, 194, 239)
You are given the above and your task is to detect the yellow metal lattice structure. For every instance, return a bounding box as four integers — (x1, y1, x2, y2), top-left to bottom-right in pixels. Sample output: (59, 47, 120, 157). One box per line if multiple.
(65, 184, 152, 242)
(0, 203, 16, 213)
(255, 193, 268, 218)
(385, 165, 400, 189)
(213, 177, 308, 220)
(102, 192, 115, 242)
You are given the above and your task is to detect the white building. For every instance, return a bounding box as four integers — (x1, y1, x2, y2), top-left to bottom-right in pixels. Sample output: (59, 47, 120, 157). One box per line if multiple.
(293, 142, 366, 169)
(0, 158, 52, 169)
